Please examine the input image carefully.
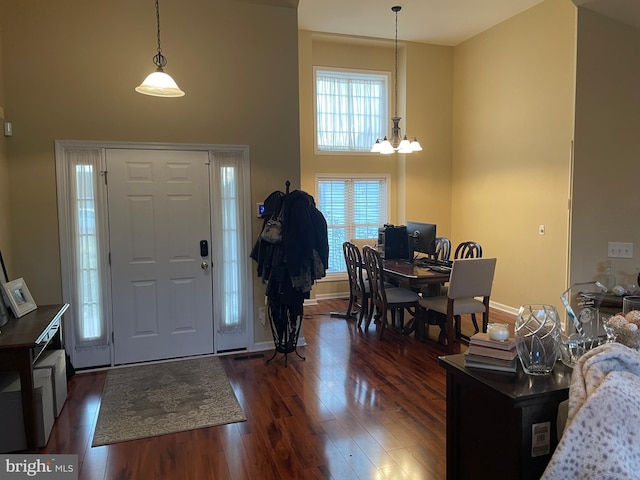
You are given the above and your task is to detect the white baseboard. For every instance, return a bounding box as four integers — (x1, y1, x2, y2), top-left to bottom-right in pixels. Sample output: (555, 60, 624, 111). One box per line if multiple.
(313, 291, 516, 315)
(489, 301, 518, 316)
(314, 292, 350, 301)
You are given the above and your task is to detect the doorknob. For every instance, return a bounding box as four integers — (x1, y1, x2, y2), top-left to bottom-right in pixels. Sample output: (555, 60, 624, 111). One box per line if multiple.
(201, 262, 209, 270)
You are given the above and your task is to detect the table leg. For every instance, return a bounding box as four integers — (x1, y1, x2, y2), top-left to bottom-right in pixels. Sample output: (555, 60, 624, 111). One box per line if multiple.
(446, 314, 456, 354)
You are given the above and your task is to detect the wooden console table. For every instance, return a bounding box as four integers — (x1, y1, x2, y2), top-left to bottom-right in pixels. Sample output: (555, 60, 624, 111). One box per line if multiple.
(0, 304, 68, 451)
(438, 354, 571, 480)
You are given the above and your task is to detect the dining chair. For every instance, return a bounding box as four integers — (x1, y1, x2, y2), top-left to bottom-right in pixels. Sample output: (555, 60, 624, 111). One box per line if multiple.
(418, 257, 497, 353)
(342, 241, 371, 325)
(450, 241, 484, 332)
(454, 241, 483, 259)
(362, 245, 420, 339)
(433, 237, 452, 262)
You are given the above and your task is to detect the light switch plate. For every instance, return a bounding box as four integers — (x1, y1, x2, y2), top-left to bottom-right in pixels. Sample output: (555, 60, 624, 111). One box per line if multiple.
(608, 242, 633, 258)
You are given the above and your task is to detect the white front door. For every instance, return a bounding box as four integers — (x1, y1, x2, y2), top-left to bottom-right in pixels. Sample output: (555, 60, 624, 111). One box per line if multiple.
(107, 149, 214, 364)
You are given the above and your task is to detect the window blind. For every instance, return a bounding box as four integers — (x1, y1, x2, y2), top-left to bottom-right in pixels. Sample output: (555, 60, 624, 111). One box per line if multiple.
(317, 176, 387, 273)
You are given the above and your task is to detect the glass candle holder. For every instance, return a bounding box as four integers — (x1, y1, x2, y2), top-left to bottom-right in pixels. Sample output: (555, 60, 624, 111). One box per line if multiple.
(486, 322, 510, 341)
(623, 295, 640, 314)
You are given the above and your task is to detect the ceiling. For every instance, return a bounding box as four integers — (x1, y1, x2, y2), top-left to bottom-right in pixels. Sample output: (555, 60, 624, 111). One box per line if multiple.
(297, 0, 640, 46)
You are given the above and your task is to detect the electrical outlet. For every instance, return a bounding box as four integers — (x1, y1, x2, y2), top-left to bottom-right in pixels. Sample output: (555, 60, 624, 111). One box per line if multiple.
(531, 422, 550, 457)
(608, 242, 633, 259)
(259, 307, 266, 326)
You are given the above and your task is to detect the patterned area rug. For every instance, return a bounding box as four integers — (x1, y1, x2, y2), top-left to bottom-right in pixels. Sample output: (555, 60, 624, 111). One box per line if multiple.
(92, 356, 246, 446)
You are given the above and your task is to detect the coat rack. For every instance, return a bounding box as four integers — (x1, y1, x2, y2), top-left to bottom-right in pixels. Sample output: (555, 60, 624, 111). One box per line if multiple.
(251, 180, 329, 366)
(266, 180, 305, 366)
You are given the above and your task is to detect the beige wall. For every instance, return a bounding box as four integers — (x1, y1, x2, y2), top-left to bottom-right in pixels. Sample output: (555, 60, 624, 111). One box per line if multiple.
(452, 0, 576, 312)
(5, 0, 634, 338)
(0, 0, 299, 344)
(571, 8, 640, 291)
(0, 30, 10, 276)
(298, 32, 454, 298)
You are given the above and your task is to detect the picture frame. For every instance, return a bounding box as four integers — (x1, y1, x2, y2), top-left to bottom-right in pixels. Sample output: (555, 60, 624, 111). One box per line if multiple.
(1, 277, 37, 318)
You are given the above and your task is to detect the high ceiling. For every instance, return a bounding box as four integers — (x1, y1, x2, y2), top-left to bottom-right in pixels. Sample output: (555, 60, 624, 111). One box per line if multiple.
(297, 0, 640, 46)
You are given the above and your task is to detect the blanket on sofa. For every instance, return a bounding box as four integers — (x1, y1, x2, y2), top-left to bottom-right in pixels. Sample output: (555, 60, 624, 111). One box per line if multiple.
(542, 342, 640, 480)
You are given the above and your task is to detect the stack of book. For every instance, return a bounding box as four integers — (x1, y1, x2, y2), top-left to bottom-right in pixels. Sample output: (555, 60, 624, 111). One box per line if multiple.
(464, 332, 518, 373)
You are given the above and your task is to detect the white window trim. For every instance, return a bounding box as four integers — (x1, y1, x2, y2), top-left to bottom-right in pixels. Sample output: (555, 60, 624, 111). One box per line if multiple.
(315, 173, 391, 281)
(313, 66, 390, 155)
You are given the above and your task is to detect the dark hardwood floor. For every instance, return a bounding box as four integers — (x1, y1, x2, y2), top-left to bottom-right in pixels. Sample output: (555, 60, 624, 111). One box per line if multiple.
(40, 299, 515, 480)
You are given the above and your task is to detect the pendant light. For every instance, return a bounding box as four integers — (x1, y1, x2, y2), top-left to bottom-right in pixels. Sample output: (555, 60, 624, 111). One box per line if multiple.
(135, 0, 185, 98)
(371, 6, 421, 154)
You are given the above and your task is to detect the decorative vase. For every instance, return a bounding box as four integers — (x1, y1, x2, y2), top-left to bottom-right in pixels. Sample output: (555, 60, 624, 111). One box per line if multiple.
(515, 304, 561, 375)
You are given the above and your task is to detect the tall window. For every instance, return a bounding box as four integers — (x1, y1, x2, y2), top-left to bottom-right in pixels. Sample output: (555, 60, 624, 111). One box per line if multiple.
(210, 150, 253, 337)
(74, 164, 102, 341)
(317, 175, 389, 274)
(315, 67, 389, 153)
(62, 149, 109, 349)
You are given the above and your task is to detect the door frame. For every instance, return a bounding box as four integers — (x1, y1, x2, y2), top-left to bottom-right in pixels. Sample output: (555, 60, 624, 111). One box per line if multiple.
(56, 140, 254, 368)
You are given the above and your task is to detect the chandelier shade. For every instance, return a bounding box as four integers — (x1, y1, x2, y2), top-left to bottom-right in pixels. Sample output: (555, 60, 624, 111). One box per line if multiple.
(371, 6, 421, 154)
(136, 0, 185, 98)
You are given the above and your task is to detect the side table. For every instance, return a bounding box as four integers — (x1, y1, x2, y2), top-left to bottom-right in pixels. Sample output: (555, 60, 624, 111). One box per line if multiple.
(0, 304, 68, 451)
(438, 354, 572, 480)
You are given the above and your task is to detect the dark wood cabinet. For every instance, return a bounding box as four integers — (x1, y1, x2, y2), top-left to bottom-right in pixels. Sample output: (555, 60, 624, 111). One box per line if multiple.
(438, 354, 571, 480)
(0, 304, 68, 451)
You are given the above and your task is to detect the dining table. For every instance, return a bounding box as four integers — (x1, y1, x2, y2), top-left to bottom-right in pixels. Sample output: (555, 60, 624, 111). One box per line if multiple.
(382, 259, 451, 335)
(382, 259, 450, 294)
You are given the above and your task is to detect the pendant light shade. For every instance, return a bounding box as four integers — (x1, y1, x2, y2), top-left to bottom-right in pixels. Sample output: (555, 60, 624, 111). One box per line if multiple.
(371, 6, 421, 154)
(136, 0, 185, 98)
(136, 70, 185, 97)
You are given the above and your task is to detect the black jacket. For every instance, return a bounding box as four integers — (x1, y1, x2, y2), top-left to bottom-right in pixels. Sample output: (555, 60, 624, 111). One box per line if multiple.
(251, 189, 329, 288)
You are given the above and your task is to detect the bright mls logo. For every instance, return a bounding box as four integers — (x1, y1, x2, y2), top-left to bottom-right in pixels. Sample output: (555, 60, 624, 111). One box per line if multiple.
(0, 455, 78, 479)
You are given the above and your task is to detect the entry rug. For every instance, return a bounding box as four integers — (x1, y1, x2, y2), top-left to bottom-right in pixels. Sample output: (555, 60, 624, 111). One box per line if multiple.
(92, 356, 246, 446)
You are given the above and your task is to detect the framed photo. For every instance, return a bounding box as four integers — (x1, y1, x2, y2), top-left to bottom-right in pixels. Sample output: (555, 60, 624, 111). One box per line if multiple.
(1, 278, 37, 318)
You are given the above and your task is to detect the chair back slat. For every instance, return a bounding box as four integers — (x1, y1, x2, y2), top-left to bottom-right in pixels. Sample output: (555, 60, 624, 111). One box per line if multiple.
(343, 241, 367, 299)
(433, 237, 451, 261)
(454, 241, 482, 259)
(362, 245, 386, 307)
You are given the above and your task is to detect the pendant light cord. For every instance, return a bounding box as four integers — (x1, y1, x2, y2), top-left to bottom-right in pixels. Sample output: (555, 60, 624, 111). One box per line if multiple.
(153, 0, 167, 70)
(394, 7, 398, 119)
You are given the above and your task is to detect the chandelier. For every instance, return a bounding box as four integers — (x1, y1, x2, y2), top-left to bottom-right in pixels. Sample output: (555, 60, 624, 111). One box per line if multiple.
(371, 6, 422, 154)
(135, 0, 185, 98)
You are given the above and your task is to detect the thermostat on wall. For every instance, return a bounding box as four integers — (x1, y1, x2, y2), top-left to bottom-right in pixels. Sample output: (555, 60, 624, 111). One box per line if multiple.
(256, 203, 265, 218)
